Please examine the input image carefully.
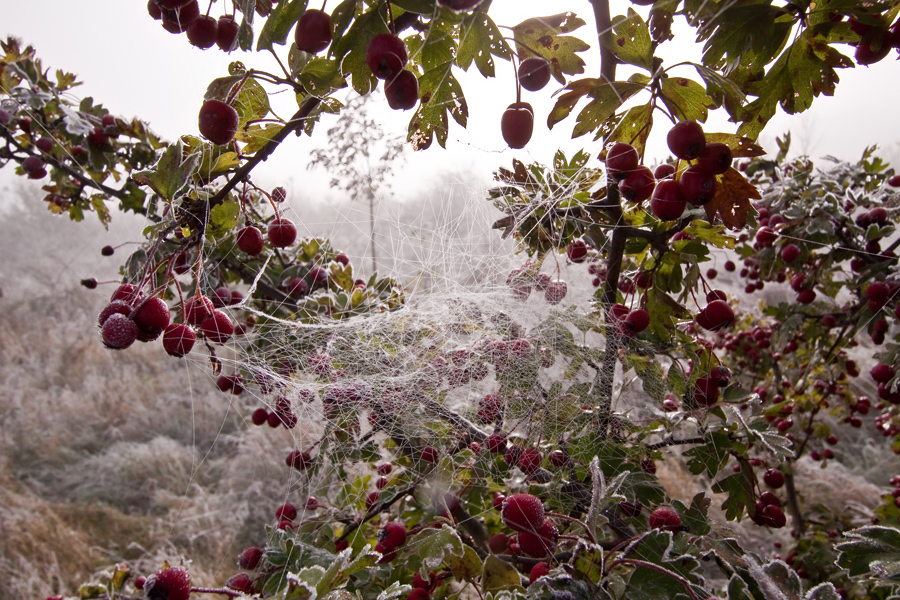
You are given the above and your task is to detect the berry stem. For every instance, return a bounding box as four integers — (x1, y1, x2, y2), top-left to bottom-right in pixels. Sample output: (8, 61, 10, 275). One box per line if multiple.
(191, 587, 243, 597)
(545, 512, 596, 544)
(608, 559, 699, 600)
(385, 0, 396, 35)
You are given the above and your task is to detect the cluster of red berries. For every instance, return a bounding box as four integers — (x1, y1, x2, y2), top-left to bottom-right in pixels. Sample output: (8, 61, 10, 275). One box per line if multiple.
(750, 491, 787, 528)
(250, 396, 298, 428)
(843, 13, 900, 65)
(605, 120, 732, 221)
(375, 521, 408, 561)
(507, 265, 568, 304)
(147, 0, 240, 51)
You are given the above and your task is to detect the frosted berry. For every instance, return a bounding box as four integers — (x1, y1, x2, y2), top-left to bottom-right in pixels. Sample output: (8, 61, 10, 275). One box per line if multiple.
(502, 493, 544, 532)
(648, 506, 681, 529)
(144, 566, 191, 600)
(544, 280, 567, 304)
(378, 521, 408, 550)
(517, 518, 558, 558)
(101, 313, 138, 350)
(268, 218, 297, 248)
(133, 297, 170, 338)
(200, 309, 234, 343)
(566, 239, 588, 263)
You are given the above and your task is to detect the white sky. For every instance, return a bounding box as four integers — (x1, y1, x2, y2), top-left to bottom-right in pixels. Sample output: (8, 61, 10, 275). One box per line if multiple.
(3, 1, 900, 206)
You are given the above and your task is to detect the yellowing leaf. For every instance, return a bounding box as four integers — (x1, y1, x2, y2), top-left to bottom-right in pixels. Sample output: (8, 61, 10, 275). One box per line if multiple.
(482, 554, 523, 591)
(513, 12, 589, 84)
(703, 168, 761, 230)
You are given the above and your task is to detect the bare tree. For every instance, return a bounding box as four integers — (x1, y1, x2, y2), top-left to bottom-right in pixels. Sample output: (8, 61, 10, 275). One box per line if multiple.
(308, 95, 406, 274)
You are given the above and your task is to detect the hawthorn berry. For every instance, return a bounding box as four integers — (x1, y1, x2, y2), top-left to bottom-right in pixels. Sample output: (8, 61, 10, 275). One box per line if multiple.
(518, 448, 543, 474)
(294, 9, 332, 54)
(143, 566, 191, 600)
(183, 295, 214, 325)
(605, 142, 639, 180)
(517, 518, 558, 558)
(286, 449, 312, 470)
(667, 120, 706, 160)
(650, 179, 686, 220)
(488, 532, 508, 553)
(162, 323, 196, 357)
(101, 313, 138, 350)
(501, 102, 534, 149)
(198, 99, 239, 146)
(694, 376, 720, 406)
(378, 521, 408, 550)
(225, 573, 254, 594)
(619, 165, 656, 203)
(365, 34, 408, 80)
(385, 70, 419, 111)
(502, 493, 544, 532)
(200, 309, 234, 343)
(566, 239, 588, 263)
(236, 225, 264, 255)
(680, 165, 717, 205)
(251, 407, 268, 426)
(419, 446, 439, 463)
(763, 469, 785, 489)
(216, 15, 239, 51)
(186, 14, 218, 49)
(695, 142, 732, 174)
(648, 506, 681, 529)
(518, 56, 552, 91)
(275, 503, 297, 521)
(133, 297, 170, 338)
(544, 280, 568, 304)
(268, 218, 297, 247)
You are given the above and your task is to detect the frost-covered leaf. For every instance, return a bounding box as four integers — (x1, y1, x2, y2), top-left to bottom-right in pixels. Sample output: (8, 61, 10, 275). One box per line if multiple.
(837, 526, 900, 580)
(408, 526, 465, 578)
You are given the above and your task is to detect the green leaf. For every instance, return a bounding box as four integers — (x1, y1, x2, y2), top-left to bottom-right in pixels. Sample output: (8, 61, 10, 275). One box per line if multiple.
(482, 554, 523, 591)
(512, 12, 589, 84)
(257, 0, 307, 51)
(606, 9, 654, 71)
(298, 57, 348, 96)
(711, 469, 756, 521)
(602, 102, 652, 154)
(132, 140, 198, 201)
(684, 431, 733, 478)
(692, 63, 746, 120)
(445, 544, 482, 581)
(209, 200, 240, 235)
(239, 123, 282, 154)
(408, 62, 466, 149)
(332, 8, 384, 95)
(836, 525, 900, 580)
(659, 76, 715, 123)
(457, 13, 512, 77)
(204, 75, 271, 130)
(407, 526, 465, 578)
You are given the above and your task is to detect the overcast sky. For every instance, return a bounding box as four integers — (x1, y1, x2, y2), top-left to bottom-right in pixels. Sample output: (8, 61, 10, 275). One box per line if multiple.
(3, 1, 900, 207)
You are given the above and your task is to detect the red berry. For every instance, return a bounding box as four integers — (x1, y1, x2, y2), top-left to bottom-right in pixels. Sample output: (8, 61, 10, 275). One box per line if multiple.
(648, 506, 681, 529)
(529, 561, 550, 583)
(517, 518, 558, 558)
(236, 225, 265, 255)
(286, 449, 312, 470)
(502, 493, 544, 532)
(225, 573, 254, 594)
(294, 9, 332, 54)
(624, 308, 650, 334)
(697, 300, 734, 331)
(856, 34, 892, 65)
(133, 297, 170, 339)
(385, 70, 419, 111)
(144, 567, 191, 600)
(183, 295, 214, 326)
(680, 165, 717, 206)
(366, 34, 408, 80)
(217, 15, 239, 51)
(797, 289, 816, 304)
(275, 503, 297, 521)
(377, 463, 393, 476)
(110, 282, 144, 306)
(486, 433, 507, 454)
(148, 0, 163, 19)
(566, 239, 588, 263)
(501, 102, 534, 149)
(238, 546, 263, 570)
(605, 142, 639, 180)
(487, 532, 508, 554)
(544, 280, 567, 304)
(654, 163, 676, 179)
(198, 99, 239, 145)
(780, 243, 801, 263)
(518, 56, 551, 91)
(101, 313, 138, 350)
(378, 521, 408, 550)
(650, 179, 686, 220)
(200, 309, 234, 343)
(268, 218, 298, 248)
(667, 121, 706, 160)
(187, 14, 218, 49)
(216, 374, 244, 395)
(872, 363, 895, 383)
(518, 448, 543, 474)
(251, 407, 268, 426)
(419, 446, 439, 463)
(763, 469, 785, 489)
(161, 1, 200, 33)
(695, 142, 732, 175)
(694, 376, 720, 406)
(162, 323, 196, 357)
(619, 165, 656, 203)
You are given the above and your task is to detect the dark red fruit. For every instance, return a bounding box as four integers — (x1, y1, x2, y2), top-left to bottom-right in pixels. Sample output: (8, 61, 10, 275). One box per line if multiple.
(385, 70, 419, 111)
(288, 277, 309, 298)
(518, 448, 543, 474)
(605, 142, 639, 180)
(680, 165, 717, 205)
(216, 15, 239, 51)
(198, 99, 239, 145)
(133, 297, 170, 338)
(648, 506, 681, 529)
(695, 142, 732, 175)
(517, 518, 558, 558)
(780, 243, 801, 263)
(101, 313, 138, 350)
(548, 449, 567, 467)
(251, 408, 268, 426)
(161, 1, 200, 33)
(378, 521, 408, 550)
(694, 376, 720, 406)
(487, 532, 508, 553)
(236, 225, 264, 255)
(148, 0, 163, 19)
(144, 566, 191, 600)
(763, 469, 785, 489)
(268, 218, 297, 247)
(217, 374, 244, 395)
(294, 10, 332, 54)
(698, 300, 734, 331)
(187, 14, 218, 49)
(35, 136, 54, 153)
(162, 323, 196, 357)
(22, 156, 44, 174)
(624, 308, 650, 334)
(238, 546, 263, 570)
(619, 165, 656, 203)
(544, 280, 567, 304)
(529, 562, 550, 583)
(419, 446, 439, 463)
(654, 163, 676, 179)
(275, 503, 297, 521)
(366, 34, 408, 80)
(872, 363, 895, 383)
(486, 433, 507, 454)
(856, 34, 892, 65)
(225, 573, 254, 594)
(158, 0, 192, 7)
(502, 493, 544, 532)
(501, 102, 534, 149)
(566, 239, 588, 263)
(650, 179, 686, 220)
(200, 309, 234, 343)
(183, 295, 214, 325)
(286, 449, 312, 470)
(518, 56, 551, 91)
(667, 120, 706, 160)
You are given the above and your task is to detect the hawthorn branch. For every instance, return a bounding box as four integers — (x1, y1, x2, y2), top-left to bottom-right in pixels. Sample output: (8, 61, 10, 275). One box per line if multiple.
(209, 96, 321, 208)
